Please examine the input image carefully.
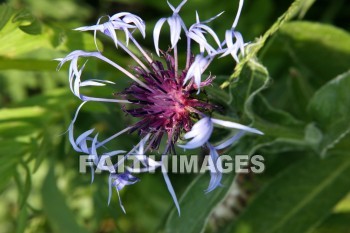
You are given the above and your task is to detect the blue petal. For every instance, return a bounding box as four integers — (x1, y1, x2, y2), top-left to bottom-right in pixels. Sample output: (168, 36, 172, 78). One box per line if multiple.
(205, 143, 223, 193)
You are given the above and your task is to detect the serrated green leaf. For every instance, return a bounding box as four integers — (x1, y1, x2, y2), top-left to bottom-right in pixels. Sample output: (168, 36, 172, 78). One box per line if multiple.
(308, 70, 350, 156)
(163, 172, 236, 233)
(226, 154, 350, 233)
(42, 166, 90, 233)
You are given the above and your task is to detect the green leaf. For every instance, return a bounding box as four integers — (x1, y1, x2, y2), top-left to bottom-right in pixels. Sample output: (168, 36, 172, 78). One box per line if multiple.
(0, 4, 13, 31)
(228, 58, 310, 156)
(230, 58, 271, 121)
(0, 58, 57, 70)
(18, 163, 32, 208)
(13, 9, 42, 35)
(304, 123, 323, 151)
(16, 205, 28, 233)
(278, 21, 350, 86)
(32, 133, 52, 173)
(310, 213, 350, 233)
(334, 194, 350, 213)
(251, 95, 305, 139)
(0, 106, 46, 121)
(226, 154, 350, 233)
(0, 121, 39, 138)
(308, 70, 350, 156)
(24, 0, 91, 21)
(42, 166, 90, 233)
(0, 107, 47, 137)
(0, 6, 100, 71)
(0, 140, 27, 192)
(163, 172, 236, 233)
(229, 59, 304, 141)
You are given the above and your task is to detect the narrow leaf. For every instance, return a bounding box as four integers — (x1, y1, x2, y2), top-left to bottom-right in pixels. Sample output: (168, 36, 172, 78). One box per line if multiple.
(310, 213, 350, 233)
(163, 172, 236, 233)
(42, 166, 90, 233)
(227, 154, 350, 233)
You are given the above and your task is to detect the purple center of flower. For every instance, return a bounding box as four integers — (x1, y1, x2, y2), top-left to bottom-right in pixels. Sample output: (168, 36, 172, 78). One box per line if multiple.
(121, 52, 214, 152)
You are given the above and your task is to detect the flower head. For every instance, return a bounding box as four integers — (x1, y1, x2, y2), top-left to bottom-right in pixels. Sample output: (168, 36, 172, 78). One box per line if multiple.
(58, 0, 257, 215)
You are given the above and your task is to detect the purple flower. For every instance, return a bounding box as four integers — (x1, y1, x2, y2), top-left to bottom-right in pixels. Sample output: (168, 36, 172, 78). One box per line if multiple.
(58, 0, 259, 215)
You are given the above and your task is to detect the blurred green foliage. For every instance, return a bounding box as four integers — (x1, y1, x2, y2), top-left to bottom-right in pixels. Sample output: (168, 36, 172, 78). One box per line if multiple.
(1, 0, 350, 233)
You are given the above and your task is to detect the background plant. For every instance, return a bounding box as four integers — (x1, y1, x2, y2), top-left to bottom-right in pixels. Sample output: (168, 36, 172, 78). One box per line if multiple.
(1, 0, 350, 233)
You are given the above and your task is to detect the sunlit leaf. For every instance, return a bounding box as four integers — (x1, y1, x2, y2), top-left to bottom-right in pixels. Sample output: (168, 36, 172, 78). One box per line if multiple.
(42, 166, 90, 233)
(0, 140, 27, 192)
(0, 4, 13, 31)
(0, 5, 101, 71)
(18, 163, 32, 208)
(0, 106, 46, 122)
